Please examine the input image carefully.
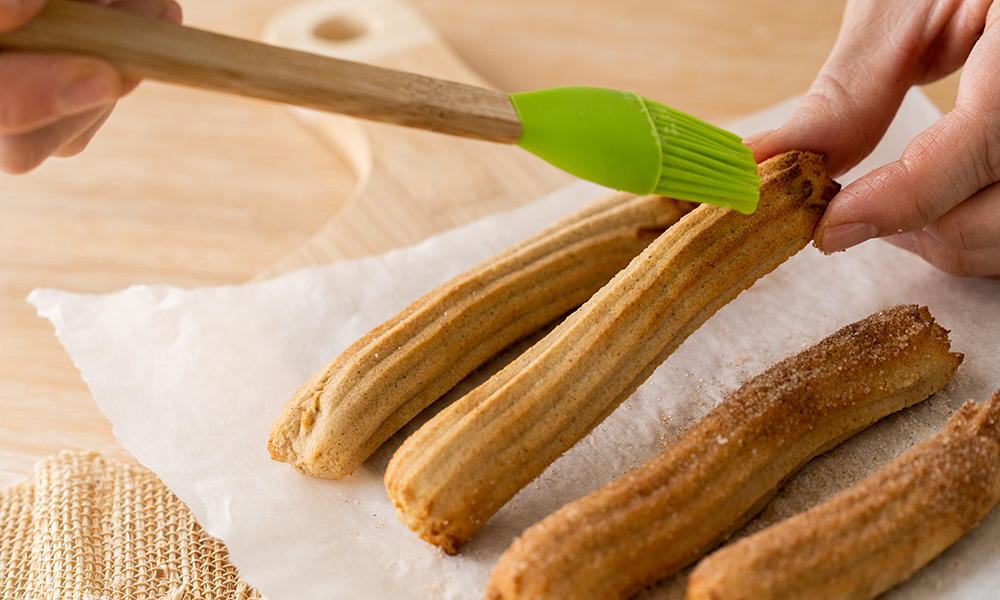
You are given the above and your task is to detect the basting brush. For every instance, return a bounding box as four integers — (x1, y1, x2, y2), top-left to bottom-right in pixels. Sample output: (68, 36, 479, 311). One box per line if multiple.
(0, 0, 761, 212)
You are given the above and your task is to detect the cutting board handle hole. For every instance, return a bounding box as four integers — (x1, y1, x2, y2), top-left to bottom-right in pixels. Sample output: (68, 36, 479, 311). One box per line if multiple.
(312, 15, 369, 42)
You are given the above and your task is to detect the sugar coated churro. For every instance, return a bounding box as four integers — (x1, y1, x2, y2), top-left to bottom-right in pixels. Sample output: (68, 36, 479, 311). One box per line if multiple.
(687, 387, 1000, 600)
(485, 305, 962, 600)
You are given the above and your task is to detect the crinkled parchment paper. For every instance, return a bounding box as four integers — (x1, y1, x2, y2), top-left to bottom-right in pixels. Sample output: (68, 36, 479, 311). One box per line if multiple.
(29, 89, 1000, 599)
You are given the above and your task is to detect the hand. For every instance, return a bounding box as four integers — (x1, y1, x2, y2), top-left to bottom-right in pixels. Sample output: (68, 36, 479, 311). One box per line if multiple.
(0, 0, 182, 174)
(746, 0, 1000, 278)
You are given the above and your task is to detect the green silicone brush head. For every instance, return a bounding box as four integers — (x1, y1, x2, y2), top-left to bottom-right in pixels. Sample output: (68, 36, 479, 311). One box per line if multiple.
(643, 99, 761, 213)
(509, 87, 760, 213)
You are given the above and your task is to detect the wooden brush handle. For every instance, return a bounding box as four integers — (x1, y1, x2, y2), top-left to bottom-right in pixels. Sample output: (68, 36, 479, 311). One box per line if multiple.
(0, 0, 521, 143)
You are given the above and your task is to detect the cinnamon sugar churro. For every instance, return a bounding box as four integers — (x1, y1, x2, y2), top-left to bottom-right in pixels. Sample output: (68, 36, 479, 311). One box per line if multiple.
(268, 191, 695, 479)
(688, 388, 1000, 600)
(485, 305, 962, 600)
(386, 151, 839, 554)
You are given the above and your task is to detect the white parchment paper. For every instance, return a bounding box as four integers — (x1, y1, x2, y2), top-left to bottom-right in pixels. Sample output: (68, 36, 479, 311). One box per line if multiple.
(29, 89, 1000, 599)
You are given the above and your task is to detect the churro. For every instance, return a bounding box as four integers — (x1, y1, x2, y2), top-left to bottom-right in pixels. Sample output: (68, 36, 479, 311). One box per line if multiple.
(386, 151, 839, 553)
(687, 388, 1000, 600)
(268, 192, 695, 479)
(485, 304, 962, 600)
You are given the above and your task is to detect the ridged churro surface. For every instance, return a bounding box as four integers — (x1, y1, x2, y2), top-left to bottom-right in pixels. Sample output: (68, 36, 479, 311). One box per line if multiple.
(268, 192, 694, 479)
(386, 151, 840, 553)
(485, 304, 962, 600)
(687, 388, 1000, 600)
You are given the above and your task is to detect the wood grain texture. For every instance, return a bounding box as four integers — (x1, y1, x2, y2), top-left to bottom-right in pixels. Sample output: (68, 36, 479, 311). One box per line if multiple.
(0, 0, 957, 491)
(0, 0, 522, 143)
(246, 0, 577, 277)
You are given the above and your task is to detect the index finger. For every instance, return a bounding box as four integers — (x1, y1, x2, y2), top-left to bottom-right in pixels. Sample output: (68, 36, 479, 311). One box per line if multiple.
(0, 0, 47, 31)
(748, 0, 990, 177)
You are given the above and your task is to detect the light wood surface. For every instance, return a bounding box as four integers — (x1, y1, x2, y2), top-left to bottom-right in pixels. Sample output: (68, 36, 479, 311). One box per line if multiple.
(0, 0, 959, 491)
(0, 0, 522, 142)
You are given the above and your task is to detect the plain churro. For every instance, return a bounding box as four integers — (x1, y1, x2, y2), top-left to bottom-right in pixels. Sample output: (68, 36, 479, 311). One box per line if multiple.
(386, 151, 839, 553)
(268, 192, 695, 479)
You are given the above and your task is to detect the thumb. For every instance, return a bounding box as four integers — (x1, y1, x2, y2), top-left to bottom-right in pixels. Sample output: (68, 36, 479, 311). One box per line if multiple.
(746, 3, 919, 176)
(745, 82, 905, 179)
(745, 0, 989, 177)
(0, 0, 47, 30)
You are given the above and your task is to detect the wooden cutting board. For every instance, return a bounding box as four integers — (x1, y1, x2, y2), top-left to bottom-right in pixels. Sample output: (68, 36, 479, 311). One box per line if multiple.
(254, 0, 573, 278)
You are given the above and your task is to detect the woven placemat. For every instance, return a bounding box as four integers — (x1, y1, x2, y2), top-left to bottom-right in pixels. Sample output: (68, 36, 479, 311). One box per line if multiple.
(0, 450, 264, 599)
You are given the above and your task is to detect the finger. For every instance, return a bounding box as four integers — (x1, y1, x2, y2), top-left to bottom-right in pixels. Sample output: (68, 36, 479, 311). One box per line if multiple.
(51, 102, 114, 157)
(883, 230, 1000, 278)
(0, 0, 47, 30)
(107, 0, 182, 22)
(0, 104, 113, 173)
(745, 74, 907, 179)
(746, 0, 990, 177)
(746, 2, 920, 176)
(0, 52, 121, 135)
(923, 182, 1000, 250)
(815, 19, 1000, 254)
(814, 107, 995, 252)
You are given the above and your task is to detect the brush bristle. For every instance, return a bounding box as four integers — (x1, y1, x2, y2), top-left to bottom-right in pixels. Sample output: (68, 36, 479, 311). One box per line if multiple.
(642, 99, 760, 213)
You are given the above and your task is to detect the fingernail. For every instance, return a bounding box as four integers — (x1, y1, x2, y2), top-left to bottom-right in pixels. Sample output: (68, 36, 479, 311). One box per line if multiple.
(819, 222, 878, 254)
(742, 128, 779, 147)
(882, 231, 916, 253)
(55, 73, 117, 116)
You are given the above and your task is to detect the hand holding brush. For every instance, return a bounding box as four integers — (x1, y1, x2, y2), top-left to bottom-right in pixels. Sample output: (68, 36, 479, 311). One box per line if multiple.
(0, 0, 760, 211)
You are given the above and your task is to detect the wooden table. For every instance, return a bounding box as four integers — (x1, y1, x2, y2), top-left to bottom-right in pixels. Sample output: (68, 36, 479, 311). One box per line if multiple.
(0, 0, 959, 489)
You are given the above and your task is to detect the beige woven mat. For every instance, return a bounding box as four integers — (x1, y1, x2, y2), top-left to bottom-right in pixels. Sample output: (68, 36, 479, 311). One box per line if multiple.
(0, 450, 263, 599)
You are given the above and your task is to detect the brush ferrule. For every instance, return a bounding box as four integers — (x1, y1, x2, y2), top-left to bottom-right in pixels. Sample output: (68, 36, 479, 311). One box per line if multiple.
(510, 87, 663, 195)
